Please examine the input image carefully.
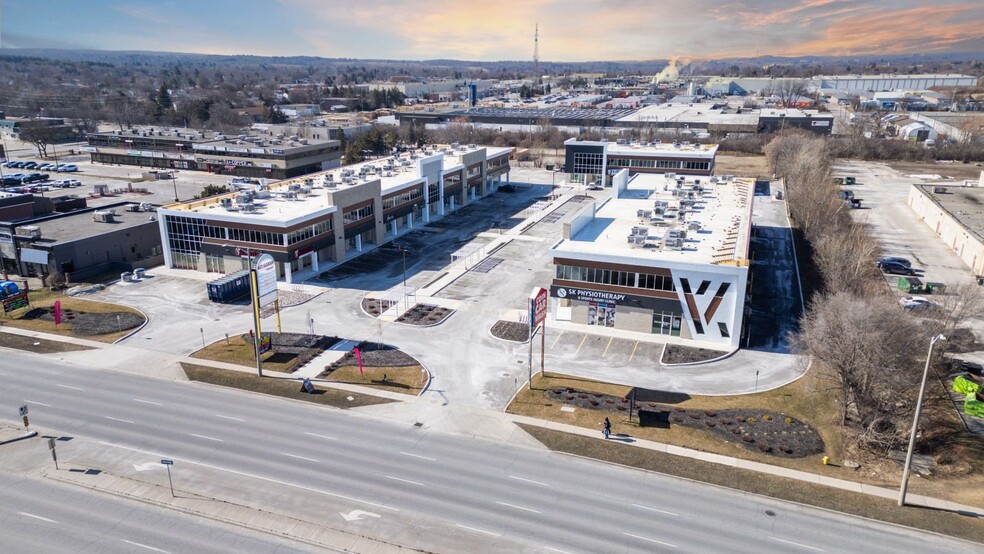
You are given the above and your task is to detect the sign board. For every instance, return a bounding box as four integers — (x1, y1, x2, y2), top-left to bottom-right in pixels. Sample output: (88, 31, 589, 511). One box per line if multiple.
(258, 335, 272, 354)
(254, 254, 279, 308)
(528, 287, 548, 331)
(18, 404, 28, 417)
(160, 459, 173, 465)
(48, 437, 55, 450)
(20, 248, 49, 265)
(811, 120, 831, 127)
(2, 292, 29, 313)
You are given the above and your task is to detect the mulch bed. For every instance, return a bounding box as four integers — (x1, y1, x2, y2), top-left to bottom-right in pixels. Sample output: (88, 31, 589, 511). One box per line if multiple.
(395, 303, 454, 326)
(20, 307, 145, 336)
(322, 343, 419, 375)
(362, 298, 397, 317)
(491, 320, 529, 342)
(244, 332, 341, 374)
(662, 344, 727, 364)
(545, 387, 824, 458)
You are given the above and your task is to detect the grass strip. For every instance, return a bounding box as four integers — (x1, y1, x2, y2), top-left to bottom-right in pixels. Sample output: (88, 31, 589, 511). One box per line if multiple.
(0, 332, 94, 353)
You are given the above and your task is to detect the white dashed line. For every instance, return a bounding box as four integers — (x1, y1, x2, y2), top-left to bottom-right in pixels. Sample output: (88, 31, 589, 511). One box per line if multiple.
(399, 451, 436, 461)
(623, 532, 675, 548)
(769, 537, 825, 552)
(214, 414, 245, 422)
(303, 432, 337, 441)
(122, 539, 171, 553)
(189, 433, 223, 442)
(280, 452, 318, 463)
(23, 400, 52, 407)
(508, 475, 551, 487)
(383, 475, 425, 486)
(104, 416, 135, 424)
(543, 547, 573, 554)
(133, 399, 162, 406)
(496, 500, 541, 514)
(19, 512, 58, 524)
(631, 503, 678, 516)
(455, 523, 501, 537)
(56, 384, 84, 391)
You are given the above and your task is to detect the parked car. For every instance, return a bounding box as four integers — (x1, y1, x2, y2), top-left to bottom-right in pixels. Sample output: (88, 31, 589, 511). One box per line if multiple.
(1, 161, 15, 168)
(900, 296, 939, 311)
(877, 257, 912, 269)
(59, 164, 78, 172)
(879, 261, 915, 276)
(22, 162, 39, 169)
(38, 163, 56, 170)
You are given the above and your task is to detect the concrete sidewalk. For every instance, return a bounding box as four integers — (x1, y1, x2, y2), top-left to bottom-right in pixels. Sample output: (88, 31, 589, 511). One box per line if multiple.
(45, 463, 415, 554)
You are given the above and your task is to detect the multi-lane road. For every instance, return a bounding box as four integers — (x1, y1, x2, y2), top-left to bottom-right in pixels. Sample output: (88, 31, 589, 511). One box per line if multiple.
(0, 350, 975, 553)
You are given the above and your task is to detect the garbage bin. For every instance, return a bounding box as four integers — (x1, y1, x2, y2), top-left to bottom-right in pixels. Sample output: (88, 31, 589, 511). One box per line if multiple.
(926, 282, 946, 295)
(134, 268, 145, 279)
(120, 272, 133, 282)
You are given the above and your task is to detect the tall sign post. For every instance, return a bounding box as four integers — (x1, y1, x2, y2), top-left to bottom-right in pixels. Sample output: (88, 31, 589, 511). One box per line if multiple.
(528, 287, 548, 390)
(250, 253, 278, 377)
(161, 460, 175, 497)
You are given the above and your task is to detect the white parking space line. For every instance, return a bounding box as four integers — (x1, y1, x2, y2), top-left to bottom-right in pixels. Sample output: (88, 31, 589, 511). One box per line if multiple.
(280, 452, 318, 463)
(574, 334, 588, 355)
(628, 341, 639, 362)
(399, 451, 436, 461)
(304, 432, 338, 441)
(189, 433, 223, 442)
(769, 537, 825, 552)
(56, 384, 84, 391)
(382, 475, 425, 487)
(104, 416, 135, 424)
(19, 512, 58, 524)
(496, 500, 541, 514)
(631, 503, 678, 516)
(508, 475, 551, 487)
(543, 547, 573, 554)
(99, 441, 399, 512)
(455, 523, 501, 537)
(550, 331, 565, 349)
(623, 532, 675, 548)
(214, 414, 245, 422)
(602, 337, 614, 357)
(23, 400, 52, 407)
(122, 539, 171, 553)
(133, 398, 163, 406)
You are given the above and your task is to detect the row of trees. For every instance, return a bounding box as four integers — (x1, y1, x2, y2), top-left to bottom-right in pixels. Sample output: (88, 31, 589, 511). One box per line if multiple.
(767, 132, 971, 452)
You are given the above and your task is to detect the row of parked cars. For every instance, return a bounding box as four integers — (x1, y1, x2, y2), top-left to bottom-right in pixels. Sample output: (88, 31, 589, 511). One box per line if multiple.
(2, 160, 78, 172)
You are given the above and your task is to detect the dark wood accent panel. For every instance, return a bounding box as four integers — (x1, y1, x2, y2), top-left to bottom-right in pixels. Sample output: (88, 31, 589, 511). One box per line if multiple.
(704, 296, 724, 322)
(553, 257, 672, 276)
(553, 279, 678, 300)
(683, 293, 700, 322)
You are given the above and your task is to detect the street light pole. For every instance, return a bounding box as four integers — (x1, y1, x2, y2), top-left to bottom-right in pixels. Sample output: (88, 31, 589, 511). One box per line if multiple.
(399, 246, 408, 312)
(171, 173, 179, 202)
(898, 333, 946, 506)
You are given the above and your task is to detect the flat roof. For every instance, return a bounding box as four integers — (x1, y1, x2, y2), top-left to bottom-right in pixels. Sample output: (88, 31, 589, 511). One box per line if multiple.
(447, 106, 638, 121)
(553, 173, 753, 266)
(18, 206, 158, 244)
(915, 185, 984, 243)
(567, 138, 719, 159)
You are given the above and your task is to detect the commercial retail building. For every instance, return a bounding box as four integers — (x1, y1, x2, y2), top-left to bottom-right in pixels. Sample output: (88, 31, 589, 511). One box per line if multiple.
(84, 127, 341, 180)
(549, 171, 753, 349)
(564, 138, 717, 186)
(156, 144, 512, 283)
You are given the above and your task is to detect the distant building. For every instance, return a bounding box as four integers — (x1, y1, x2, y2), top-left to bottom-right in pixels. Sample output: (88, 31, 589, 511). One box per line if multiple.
(815, 74, 978, 94)
(84, 126, 341, 180)
(277, 104, 321, 117)
(908, 179, 984, 276)
(0, 115, 80, 143)
(564, 138, 717, 186)
(757, 109, 833, 136)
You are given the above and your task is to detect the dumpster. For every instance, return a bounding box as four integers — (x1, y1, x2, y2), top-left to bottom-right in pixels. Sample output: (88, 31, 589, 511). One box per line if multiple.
(845, 176, 856, 185)
(925, 282, 946, 295)
(898, 276, 923, 293)
(206, 269, 252, 303)
(833, 177, 844, 185)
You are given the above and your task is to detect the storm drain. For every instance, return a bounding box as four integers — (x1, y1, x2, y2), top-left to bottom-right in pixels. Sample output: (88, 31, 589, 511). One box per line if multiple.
(471, 257, 504, 273)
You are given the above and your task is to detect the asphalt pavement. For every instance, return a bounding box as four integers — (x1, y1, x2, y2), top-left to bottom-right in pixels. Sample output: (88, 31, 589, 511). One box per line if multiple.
(0, 350, 974, 554)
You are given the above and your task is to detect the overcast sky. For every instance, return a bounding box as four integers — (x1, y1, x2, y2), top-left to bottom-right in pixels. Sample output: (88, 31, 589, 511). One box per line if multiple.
(3, 0, 983, 61)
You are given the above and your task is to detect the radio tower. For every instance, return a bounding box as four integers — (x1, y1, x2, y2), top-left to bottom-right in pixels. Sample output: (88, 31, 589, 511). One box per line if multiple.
(532, 23, 540, 86)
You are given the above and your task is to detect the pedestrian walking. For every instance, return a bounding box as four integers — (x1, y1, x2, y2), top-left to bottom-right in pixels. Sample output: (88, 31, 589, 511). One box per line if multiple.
(603, 417, 611, 439)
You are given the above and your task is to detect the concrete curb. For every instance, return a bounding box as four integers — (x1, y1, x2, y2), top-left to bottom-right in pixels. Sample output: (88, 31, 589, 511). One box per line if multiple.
(659, 345, 738, 367)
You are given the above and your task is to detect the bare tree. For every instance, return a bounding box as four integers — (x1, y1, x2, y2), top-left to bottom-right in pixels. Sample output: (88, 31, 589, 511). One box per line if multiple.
(18, 124, 63, 158)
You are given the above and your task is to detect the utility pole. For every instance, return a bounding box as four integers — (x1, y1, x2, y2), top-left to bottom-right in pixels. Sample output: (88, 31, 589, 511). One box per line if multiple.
(532, 23, 540, 87)
(899, 333, 946, 506)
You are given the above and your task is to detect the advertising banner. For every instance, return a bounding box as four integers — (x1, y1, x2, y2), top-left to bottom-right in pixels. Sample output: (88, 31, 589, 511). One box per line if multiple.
(254, 254, 279, 308)
(2, 292, 29, 313)
(528, 287, 548, 331)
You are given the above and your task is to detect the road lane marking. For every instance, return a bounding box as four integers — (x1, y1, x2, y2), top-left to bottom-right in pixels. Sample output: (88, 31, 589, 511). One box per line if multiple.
(214, 414, 246, 422)
(383, 475, 425, 486)
(508, 475, 551, 487)
(602, 337, 613, 357)
(455, 523, 501, 537)
(189, 433, 223, 442)
(104, 416, 135, 424)
(399, 451, 436, 461)
(631, 503, 678, 516)
(98, 441, 399, 512)
(769, 537, 825, 552)
(133, 399, 162, 406)
(304, 432, 337, 441)
(19, 512, 58, 524)
(496, 500, 541, 514)
(122, 540, 171, 553)
(23, 400, 52, 407)
(281, 452, 319, 463)
(543, 547, 573, 554)
(623, 532, 675, 548)
(56, 384, 84, 391)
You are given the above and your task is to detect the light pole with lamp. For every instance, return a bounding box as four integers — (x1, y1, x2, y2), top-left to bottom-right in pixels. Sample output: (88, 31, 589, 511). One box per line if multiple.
(224, 244, 264, 377)
(170, 173, 179, 202)
(397, 246, 408, 312)
(898, 333, 946, 506)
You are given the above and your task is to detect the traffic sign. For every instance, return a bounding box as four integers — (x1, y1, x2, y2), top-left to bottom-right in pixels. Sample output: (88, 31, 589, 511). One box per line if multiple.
(160, 459, 173, 465)
(18, 404, 28, 417)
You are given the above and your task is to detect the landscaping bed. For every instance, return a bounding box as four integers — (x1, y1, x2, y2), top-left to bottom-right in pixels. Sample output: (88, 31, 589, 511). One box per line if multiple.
(662, 344, 727, 364)
(395, 303, 454, 326)
(192, 332, 340, 374)
(4, 297, 146, 343)
(361, 298, 397, 317)
(490, 320, 528, 342)
(319, 343, 427, 395)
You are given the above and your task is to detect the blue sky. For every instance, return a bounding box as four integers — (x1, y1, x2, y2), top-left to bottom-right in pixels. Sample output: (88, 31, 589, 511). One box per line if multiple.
(3, 0, 983, 61)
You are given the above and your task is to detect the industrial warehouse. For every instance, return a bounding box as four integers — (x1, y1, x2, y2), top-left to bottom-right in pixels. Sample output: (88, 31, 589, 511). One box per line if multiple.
(156, 144, 512, 282)
(550, 170, 752, 348)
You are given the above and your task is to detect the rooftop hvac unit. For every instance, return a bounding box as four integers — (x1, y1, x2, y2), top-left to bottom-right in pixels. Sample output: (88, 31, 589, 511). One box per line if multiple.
(288, 183, 301, 192)
(688, 221, 702, 231)
(664, 237, 683, 249)
(325, 181, 337, 189)
(636, 209, 652, 219)
(668, 229, 688, 240)
(631, 226, 649, 236)
(139, 202, 155, 212)
(93, 211, 115, 223)
(300, 185, 312, 195)
(19, 225, 42, 239)
(323, 174, 334, 182)
(284, 191, 298, 200)
(220, 198, 234, 209)
(235, 193, 252, 204)
(125, 204, 141, 212)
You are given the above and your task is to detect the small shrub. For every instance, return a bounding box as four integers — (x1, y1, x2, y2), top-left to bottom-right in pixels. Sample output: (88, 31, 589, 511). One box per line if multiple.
(674, 407, 686, 412)
(763, 415, 772, 421)
(703, 411, 716, 417)
(688, 412, 702, 419)
(731, 428, 742, 434)
(616, 406, 626, 411)
(747, 417, 757, 423)
(578, 394, 588, 399)
(672, 416, 684, 423)
(781, 447, 793, 454)
(758, 444, 772, 453)
(704, 420, 716, 427)
(785, 417, 794, 424)
(742, 435, 755, 443)
(589, 400, 599, 406)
